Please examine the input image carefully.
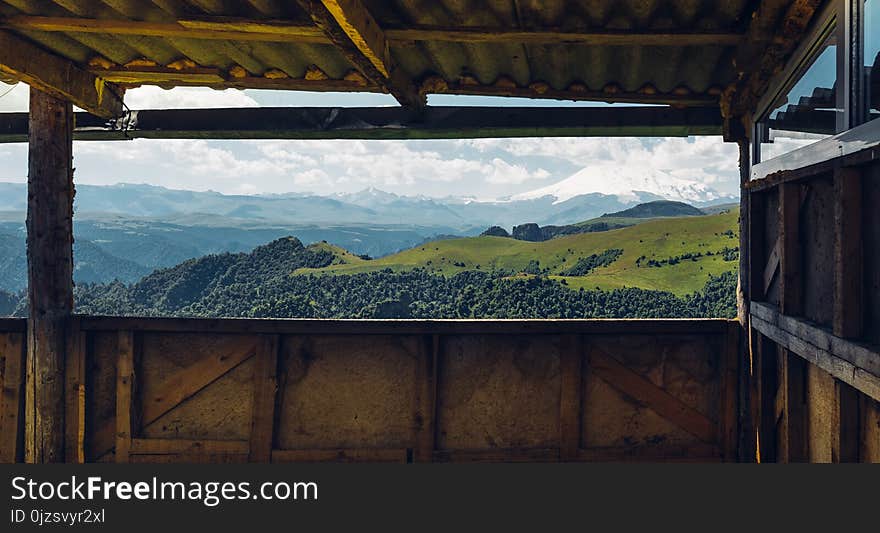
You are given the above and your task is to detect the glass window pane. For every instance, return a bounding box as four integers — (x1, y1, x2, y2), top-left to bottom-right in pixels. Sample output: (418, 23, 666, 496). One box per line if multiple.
(758, 30, 840, 162)
(867, 0, 880, 121)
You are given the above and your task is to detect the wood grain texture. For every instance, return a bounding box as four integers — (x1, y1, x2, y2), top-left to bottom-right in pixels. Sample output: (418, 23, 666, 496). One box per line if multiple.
(590, 348, 717, 444)
(25, 89, 73, 463)
(0, 332, 25, 463)
(248, 335, 279, 462)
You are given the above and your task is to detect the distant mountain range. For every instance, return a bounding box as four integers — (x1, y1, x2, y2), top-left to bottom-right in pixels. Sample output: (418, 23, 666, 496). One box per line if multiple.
(0, 177, 737, 296)
(0, 180, 735, 231)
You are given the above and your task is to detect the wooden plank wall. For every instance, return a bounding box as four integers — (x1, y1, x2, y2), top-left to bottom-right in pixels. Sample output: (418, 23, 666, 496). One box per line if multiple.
(747, 153, 880, 462)
(0, 319, 27, 463)
(59, 318, 737, 463)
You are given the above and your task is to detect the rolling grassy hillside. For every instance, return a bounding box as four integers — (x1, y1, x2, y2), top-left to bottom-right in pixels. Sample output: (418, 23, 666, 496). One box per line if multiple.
(301, 209, 739, 296)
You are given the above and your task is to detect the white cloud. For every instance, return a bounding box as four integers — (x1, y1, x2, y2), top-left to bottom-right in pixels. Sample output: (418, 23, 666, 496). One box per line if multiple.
(124, 86, 258, 109)
(0, 83, 29, 112)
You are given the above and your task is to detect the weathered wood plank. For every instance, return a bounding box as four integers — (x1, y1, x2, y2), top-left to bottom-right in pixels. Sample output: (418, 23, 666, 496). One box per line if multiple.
(590, 349, 717, 444)
(432, 448, 559, 463)
(806, 364, 838, 462)
(2, 15, 328, 43)
(77, 315, 732, 335)
(0, 332, 25, 463)
(763, 238, 781, 296)
(750, 302, 880, 401)
(64, 319, 86, 463)
(786, 352, 808, 462)
(131, 438, 249, 455)
(271, 448, 407, 463)
(93, 335, 259, 456)
(779, 182, 802, 316)
(720, 322, 740, 461)
(749, 191, 768, 301)
(577, 444, 722, 463)
(115, 330, 135, 463)
(2, 15, 744, 46)
(296, 0, 422, 107)
(25, 89, 74, 464)
(0, 31, 122, 118)
(413, 334, 439, 463)
(558, 335, 583, 461)
(861, 397, 880, 462)
(248, 335, 279, 463)
(832, 167, 863, 338)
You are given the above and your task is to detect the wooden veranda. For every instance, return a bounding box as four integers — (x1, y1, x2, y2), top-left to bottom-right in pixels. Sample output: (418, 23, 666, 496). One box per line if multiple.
(0, 0, 877, 463)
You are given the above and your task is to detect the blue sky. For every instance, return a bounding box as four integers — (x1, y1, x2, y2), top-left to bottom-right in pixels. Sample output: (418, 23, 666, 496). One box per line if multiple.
(0, 82, 740, 199)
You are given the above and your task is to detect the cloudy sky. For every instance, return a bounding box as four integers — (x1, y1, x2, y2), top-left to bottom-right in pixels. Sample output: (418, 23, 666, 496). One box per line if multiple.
(0, 82, 741, 199)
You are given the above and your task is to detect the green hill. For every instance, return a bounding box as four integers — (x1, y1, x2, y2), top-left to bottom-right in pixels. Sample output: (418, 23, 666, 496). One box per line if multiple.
(601, 200, 705, 218)
(301, 209, 739, 296)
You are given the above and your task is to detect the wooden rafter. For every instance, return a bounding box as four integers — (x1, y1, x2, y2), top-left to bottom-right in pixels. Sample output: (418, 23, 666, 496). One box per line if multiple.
(296, 0, 423, 107)
(0, 30, 123, 118)
(0, 15, 744, 46)
(723, 0, 824, 118)
(0, 106, 724, 143)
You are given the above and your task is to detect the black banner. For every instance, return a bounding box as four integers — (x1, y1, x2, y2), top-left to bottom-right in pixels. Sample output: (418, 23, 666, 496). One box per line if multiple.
(1, 464, 877, 531)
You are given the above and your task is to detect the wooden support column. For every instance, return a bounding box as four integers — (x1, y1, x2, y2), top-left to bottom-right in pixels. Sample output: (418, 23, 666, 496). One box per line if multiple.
(248, 335, 279, 462)
(114, 330, 136, 463)
(64, 318, 86, 463)
(413, 335, 439, 463)
(558, 335, 584, 461)
(24, 88, 74, 463)
(0, 331, 26, 463)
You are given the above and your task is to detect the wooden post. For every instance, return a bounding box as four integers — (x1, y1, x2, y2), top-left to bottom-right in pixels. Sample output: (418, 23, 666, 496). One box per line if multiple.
(413, 334, 439, 463)
(0, 332, 26, 463)
(25, 88, 74, 463)
(737, 139, 750, 322)
(115, 330, 136, 463)
(558, 335, 584, 461)
(248, 335, 279, 463)
(832, 167, 863, 339)
(778, 182, 802, 316)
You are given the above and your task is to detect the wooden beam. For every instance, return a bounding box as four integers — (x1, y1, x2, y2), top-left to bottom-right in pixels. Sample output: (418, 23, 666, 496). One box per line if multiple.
(778, 183, 802, 315)
(1, 15, 745, 46)
(832, 167, 863, 339)
(24, 89, 73, 463)
(248, 335, 279, 463)
(0, 31, 122, 118)
(558, 335, 584, 461)
(726, 0, 823, 117)
(296, 0, 422, 107)
(748, 191, 767, 302)
(750, 302, 880, 401)
(590, 348, 717, 444)
(0, 106, 724, 143)
(115, 330, 136, 463)
(1, 15, 328, 43)
(63, 319, 86, 463)
(763, 238, 781, 297)
(320, 0, 389, 77)
(0, 331, 25, 463)
(75, 316, 733, 336)
(413, 334, 439, 463)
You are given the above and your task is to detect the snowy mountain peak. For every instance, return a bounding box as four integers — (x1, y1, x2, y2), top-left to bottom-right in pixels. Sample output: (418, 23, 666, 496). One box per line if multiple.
(513, 164, 720, 204)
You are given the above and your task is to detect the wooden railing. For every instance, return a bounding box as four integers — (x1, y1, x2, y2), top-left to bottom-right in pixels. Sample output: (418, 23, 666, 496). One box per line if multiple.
(2, 316, 739, 463)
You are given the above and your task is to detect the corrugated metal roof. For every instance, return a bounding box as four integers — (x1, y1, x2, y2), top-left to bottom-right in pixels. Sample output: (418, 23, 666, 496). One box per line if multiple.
(0, 0, 769, 106)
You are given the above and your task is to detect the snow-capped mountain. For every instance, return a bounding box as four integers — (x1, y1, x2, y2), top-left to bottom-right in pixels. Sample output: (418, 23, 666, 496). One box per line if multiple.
(513, 164, 722, 204)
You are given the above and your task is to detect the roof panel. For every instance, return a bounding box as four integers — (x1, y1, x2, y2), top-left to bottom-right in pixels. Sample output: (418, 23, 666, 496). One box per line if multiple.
(0, 0, 774, 106)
